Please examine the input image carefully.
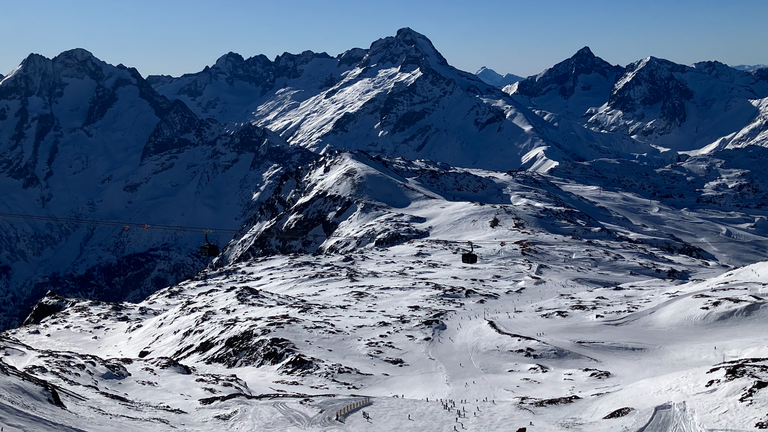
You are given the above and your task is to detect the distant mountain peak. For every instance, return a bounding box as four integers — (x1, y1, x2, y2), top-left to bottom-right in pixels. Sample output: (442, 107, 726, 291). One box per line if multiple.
(631, 56, 688, 73)
(475, 67, 523, 87)
(16, 52, 49, 73)
(513, 47, 621, 100)
(363, 27, 448, 68)
(55, 48, 96, 62)
(573, 46, 595, 58)
(213, 52, 246, 68)
(395, 27, 420, 40)
(732, 64, 768, 72)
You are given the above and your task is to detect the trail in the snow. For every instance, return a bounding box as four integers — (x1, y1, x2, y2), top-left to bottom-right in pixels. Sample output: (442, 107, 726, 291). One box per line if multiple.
(274, 401, 339, 429)
(637, 402, 701, 432)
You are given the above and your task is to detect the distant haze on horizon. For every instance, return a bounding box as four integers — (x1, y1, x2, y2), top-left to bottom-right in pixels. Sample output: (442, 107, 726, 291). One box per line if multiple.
(1, 0, 767, 79)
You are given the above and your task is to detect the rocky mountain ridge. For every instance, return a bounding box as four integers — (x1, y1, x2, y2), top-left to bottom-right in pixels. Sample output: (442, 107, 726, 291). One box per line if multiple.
(146, 29, 655, 172)
(0, 48, 317, 328)
(507, 48, 768, 153)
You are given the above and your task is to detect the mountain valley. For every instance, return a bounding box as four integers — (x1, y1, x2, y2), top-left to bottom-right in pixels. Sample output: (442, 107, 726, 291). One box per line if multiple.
(1, 28, 768, 431)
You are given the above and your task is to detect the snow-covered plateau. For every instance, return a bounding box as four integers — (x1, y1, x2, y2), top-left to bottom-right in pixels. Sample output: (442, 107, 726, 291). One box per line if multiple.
(2, 28, 768, 431)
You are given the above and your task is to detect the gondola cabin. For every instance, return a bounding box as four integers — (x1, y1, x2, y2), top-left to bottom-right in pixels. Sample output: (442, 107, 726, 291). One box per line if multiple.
(461, 241, 477, 264)
(462, 252, 477, 264)
(200, 243, 219, 257)
(200, 231, 220, 257)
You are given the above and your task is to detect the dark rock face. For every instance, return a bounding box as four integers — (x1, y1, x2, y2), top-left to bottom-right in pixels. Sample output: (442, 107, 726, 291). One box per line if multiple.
(603, 407, 634, 419)
(204, 334, 297, 368)
(0, 49, 170, 190)
(22, 290, 69, 325)
(607, 57, 693, 133)
(141, 100, 216, 161)
(515, 47, 623, 99)
(751, 67, 768, 83)
(0, 49, 321, 330)
(221, 157, 350, 261)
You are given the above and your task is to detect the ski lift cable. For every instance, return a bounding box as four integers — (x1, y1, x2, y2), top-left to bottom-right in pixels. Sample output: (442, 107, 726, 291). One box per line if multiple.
(0, 212, 765, 246)
(0, 212, 240, 234)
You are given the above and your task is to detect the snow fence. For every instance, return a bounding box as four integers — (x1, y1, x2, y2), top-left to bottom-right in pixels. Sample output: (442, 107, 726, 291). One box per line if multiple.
(334, 397, 372, 422)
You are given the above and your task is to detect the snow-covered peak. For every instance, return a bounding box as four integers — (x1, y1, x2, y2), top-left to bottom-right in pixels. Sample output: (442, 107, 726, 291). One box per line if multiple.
(513, 46, 622, 100)
(361, 27, 449, 69)
(213, 51, 245, 69)
(0, 53, 52, 91)
(54, 47, 96, 63)
(394, 27, 447, 65)
(595, 56, 694, 135)
(0, 48, 120, 101)
(587, 54, 766, 147)
(52, 48, 112, 80)
(15, 52, 50, 74)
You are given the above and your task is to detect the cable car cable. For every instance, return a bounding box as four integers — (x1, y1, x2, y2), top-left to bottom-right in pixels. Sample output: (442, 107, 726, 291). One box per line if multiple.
(1, 211, 766, 246)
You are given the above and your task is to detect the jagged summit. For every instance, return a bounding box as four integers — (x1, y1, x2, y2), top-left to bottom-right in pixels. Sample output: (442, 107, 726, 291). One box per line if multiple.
(212, 51, 246, 69)
(586, 54, 768, 147)
(0, 48, 110, 97)
(2, 52, 49, 84)
(513, 46, 622, 101)
(602, 56, 693, 132)
(361, 27, 448, 69)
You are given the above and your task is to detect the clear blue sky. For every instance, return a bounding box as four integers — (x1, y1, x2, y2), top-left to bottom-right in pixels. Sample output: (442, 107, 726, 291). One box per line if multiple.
(1, 0, 767, 78)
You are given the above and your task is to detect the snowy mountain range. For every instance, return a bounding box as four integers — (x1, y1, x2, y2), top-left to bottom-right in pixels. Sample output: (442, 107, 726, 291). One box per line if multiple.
(0, 48, 316, 328)
(506, 48, 768, 153)
(2, 28, 768, 430)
